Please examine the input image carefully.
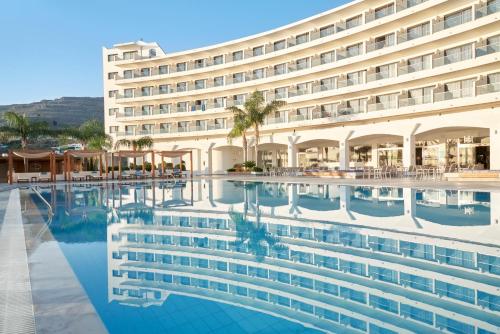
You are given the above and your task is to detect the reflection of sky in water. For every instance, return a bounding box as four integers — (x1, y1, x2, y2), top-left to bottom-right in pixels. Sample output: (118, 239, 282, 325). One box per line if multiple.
(34, 181, 500, 334)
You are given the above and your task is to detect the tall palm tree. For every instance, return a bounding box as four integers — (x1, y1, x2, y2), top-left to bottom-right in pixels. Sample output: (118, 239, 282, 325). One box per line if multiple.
(227, 107, 251, 164)
(0, 111, 52, 149)
(245, 91, 286, 165)
(114, 136, 153, 168)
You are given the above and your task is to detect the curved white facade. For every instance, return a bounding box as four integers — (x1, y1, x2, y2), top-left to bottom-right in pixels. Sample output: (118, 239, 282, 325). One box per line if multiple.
(103, 0, 500, 174)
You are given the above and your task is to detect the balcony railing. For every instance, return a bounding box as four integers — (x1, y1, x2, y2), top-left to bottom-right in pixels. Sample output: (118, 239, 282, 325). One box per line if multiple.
(432, 50, 472, 67)
(398, 61, 429, 75)
(367, 101, 398, 112)
(365, 6, 395, 23)
(433, 11, 472, 33)
(336, 47, 362, 61)
(476, 1, 500, 18)
(434, 87, 473, 102)
(398, 95, 432, 107)
(476, 41, 500, 58)
(367, 71, 393, 82)
(366, 38, 394, 53)
(396, 0, 428, 11)
(476, 82, 500, 95)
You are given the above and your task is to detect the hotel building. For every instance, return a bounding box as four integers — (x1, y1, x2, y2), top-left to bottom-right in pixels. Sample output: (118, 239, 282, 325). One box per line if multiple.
(103, 0, 500, 174)
(103, 181, 500, 333)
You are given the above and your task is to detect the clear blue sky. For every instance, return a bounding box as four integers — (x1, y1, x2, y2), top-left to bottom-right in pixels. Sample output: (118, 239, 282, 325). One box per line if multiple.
(0, 0, 350, 105)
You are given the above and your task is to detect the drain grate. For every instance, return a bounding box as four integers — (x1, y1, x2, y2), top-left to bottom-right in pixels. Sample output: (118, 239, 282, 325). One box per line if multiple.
(0, 189, 36, 334)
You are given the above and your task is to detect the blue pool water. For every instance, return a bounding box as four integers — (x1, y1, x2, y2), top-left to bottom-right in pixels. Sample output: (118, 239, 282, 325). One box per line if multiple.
(30, 180, 500, 334)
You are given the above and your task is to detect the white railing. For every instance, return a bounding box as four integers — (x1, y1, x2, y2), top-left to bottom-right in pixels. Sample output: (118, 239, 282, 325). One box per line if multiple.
(476, 82, 500, 95)
(433, 11, 472, 32)
(398, 95, 432, 107)
(434, 87, 473, 102)
(476, 1, 500, 18)
(432, 50, 472, 67)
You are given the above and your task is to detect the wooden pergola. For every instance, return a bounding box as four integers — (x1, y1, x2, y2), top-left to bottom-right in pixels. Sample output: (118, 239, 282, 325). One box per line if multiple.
(112, 150, 155, 179)
(8, 150, 56, 184)
(64, 150, 107, 181)
(157, 150, 193, 178)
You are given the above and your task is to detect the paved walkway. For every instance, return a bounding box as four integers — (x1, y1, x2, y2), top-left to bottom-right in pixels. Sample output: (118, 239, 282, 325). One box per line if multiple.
(0, 189, 36, 334)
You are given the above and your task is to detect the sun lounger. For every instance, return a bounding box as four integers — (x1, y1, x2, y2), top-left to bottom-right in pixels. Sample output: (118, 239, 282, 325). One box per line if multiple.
(38, 172, 51, 182)
(88, 171, 104, 180)
(71, 172, 86, 181)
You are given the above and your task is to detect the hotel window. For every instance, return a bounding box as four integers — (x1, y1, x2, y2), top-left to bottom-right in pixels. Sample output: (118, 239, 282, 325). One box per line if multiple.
(345, 98, 366, 114)
(320, 77, 335, 90)
(177, 121, 189, 131)
(177, 102, 188, 112)
(233, 72, 244, 83)
(194, 58, 205, 69)
(123, 70, 133, 79)
(406, 22, 430, 41)
(193, 99, 207, 111)
(214, 76, 224, 87)
(176, 82, 187, 92)
(374, 93, 398, 110)
(274, 39, 286, 51)
(123, 89, 133, 98)
(320, 24, 335, 38)
(321, 103, 337, 116)
(346, 43, 362, 57)
(295, 32, 309, 45)
(214, 118, 226, 129)
(296, 83, 309, 95)
(274, 87, 287, 99)
(125, 125, 135, 135)
(274, 63, 287, 75)
(124, 107, 134, 116)
(141, 105, 153, 115)
(214, 97, 225, 108)
(140, 68, 150, 77)
(232, 50, 243, 61)
(346, 71, 363, 85)
(159, 103, 171, 113)
(296, 57, 310, 70)
(195, 120, 208, 130)
(108, 108, 118, 116)
(345, 15, 362, 29)
(233, 94, 245, 105)
(159, 123, 171, 133)
(443, 43, 473, 65)
(109, 126, 118, 133)
(406, 86, 433, 105)
(478, 34, 500, 57)
(320, 51, 335, 64)
(372, 33, 395, 50)
(253, 68, 265, 79)
(159, 84, 170, 94)
(406, 54, 431, 72)
(213, 55, 224, 65)
(253, 46, 264, 56)
(375, 63, 395, 79)
(176, 62, 187, 72)
(374, 3, 395, 20)
(107, 54, 118, 62)
(123, 51, 137, 60)
(108, 72, 117, 80)
(443, 8, 472, 29)
(141, 86, 152, 96)
(194, 79, 206, 90)
(158, 65, 169, 74)
(443, 78, 474, 99)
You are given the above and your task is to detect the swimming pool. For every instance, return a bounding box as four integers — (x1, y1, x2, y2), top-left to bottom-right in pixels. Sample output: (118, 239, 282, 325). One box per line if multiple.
(23, 180, 500, 334)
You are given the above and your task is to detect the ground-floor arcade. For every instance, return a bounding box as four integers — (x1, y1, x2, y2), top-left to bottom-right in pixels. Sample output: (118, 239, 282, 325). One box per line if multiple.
(139, 109, 500, 174)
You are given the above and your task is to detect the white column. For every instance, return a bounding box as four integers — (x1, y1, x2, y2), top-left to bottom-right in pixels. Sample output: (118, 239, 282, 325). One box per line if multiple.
(339, 138, 350, 170)
(403, 134, 416, 168)
(287, 142, 297, 167)
(490, 127, 500, 170)
(271, 150, 278, 167)
(403, 188, 416, 218)
(339, 185, 351, 212)
(371, 144, 378, 168)
(201, 146, 212, 175)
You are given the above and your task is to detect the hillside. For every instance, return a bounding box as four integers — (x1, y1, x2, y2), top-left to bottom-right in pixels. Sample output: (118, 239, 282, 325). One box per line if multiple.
(0, 97, 104, 128)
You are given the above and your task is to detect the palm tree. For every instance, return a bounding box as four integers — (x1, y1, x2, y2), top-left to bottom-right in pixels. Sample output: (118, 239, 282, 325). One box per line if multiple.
(114, 136, 153, 169)
(227, 107, 251, 164)
(245, 91, 286, 166)
(0, 111, 52, 149)
(63, 119, 112, 150)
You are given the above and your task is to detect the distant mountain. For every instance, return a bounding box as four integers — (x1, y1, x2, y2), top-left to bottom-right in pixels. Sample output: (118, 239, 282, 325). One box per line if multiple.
(0, 97, 104, 128)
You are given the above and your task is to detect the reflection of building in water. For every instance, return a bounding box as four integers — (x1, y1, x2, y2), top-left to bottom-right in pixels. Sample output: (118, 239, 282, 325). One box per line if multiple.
(105, 181, 500, 334)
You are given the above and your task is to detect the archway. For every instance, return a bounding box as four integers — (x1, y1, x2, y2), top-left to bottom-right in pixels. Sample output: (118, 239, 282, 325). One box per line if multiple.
(348, 134, 403, 168)
(212, 145, 243, 174)
(296, 139, 340, 169)
(415, 127, 490, 169)
(256, 143, 288, 169)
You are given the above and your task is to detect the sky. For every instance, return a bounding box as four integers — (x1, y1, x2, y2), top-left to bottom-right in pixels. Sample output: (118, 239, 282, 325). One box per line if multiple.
(0, 0, 350, 105)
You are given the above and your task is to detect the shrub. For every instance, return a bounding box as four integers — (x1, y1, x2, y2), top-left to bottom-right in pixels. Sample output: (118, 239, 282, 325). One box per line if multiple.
(243, 161, 256, 169)
(227, 168, 236, 172)
(252, 166, 263, 172)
